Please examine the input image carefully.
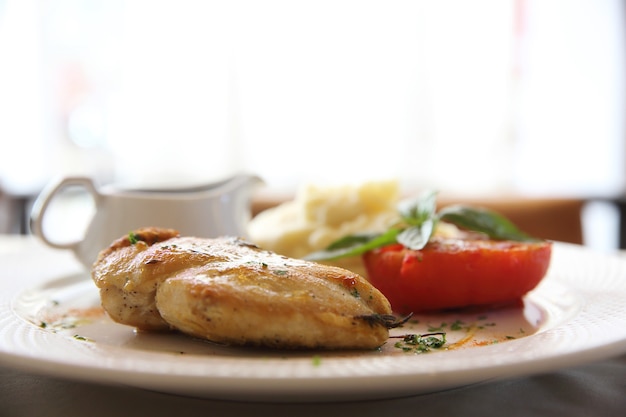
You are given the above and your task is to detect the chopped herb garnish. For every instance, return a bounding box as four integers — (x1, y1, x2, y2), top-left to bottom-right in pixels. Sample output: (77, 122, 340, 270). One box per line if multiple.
(392, 332, 447, 353)
(356, 313, 413, 329)
(128, 232, 139, 244)
(312, 355, 322, 367)
(450, 320, 465, 331)
(273, 270, 288, 276)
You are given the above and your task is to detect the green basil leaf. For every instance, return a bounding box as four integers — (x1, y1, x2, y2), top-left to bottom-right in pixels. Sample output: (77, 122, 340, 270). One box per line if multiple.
(397, 190, 438, 226)
(324, 232, 381, 250)
(303, 190, 541, 262)
(396, 219, 435, 250)
(438, 205, 537, 242)
(304, 229, 401, 261)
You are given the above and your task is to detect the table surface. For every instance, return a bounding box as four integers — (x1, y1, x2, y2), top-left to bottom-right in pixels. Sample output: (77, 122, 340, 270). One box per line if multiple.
(1, 235, 625, 417)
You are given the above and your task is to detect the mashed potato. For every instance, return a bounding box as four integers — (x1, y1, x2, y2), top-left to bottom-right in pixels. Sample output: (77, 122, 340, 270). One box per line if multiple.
(247, 180, 401, 277)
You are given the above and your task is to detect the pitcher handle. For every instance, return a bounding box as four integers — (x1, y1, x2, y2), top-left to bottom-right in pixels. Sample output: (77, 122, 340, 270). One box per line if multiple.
(30, 176, 99, 250)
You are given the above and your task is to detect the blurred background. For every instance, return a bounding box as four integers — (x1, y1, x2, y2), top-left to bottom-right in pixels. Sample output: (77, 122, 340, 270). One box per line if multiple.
(0, 0, 624, 249)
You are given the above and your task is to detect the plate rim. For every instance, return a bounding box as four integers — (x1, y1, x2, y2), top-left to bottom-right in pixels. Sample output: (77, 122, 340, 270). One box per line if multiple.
(2, 242, 626, 402)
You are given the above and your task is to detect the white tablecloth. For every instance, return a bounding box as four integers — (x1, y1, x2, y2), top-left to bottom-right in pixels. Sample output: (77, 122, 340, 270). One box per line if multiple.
(1, 236, 625, 417)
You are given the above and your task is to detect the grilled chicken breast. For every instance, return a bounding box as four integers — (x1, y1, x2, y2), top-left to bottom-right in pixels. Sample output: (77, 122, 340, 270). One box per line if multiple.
(91, 227, 393, 349)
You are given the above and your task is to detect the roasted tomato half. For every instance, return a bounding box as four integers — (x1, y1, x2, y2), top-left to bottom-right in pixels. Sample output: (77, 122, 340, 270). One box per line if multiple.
(362, 237, 552, 313)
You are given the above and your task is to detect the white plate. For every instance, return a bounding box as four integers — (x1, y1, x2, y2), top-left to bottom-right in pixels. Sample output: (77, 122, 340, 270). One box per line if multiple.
(1, 242, 626, 403)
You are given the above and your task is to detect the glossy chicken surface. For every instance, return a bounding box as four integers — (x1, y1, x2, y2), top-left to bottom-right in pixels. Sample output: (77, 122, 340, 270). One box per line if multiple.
(91, 227, 393, 349)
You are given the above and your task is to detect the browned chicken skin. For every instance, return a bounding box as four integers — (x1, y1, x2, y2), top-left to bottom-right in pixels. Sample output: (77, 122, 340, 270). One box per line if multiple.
(91, 227, 394, 349)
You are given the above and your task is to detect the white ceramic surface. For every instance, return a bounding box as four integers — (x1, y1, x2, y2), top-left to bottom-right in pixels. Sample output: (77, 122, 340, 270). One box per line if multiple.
(1, 241, 626, 402)
(29, 174, 262, 268)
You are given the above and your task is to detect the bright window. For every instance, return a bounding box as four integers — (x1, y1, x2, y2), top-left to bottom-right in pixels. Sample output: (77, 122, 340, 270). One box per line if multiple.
(0, 0, 624, 197)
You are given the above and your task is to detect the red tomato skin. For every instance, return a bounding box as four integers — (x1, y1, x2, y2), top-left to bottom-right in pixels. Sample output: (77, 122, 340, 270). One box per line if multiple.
(362, 239, 552, 314)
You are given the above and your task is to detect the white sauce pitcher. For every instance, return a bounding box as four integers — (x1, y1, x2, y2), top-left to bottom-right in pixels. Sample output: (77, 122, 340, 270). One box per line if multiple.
(30, 173, 263, 268)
